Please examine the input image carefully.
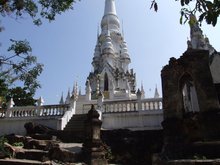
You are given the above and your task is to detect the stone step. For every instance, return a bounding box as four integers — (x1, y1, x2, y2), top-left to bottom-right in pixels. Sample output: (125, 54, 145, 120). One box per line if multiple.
(64, 114, 87, 132)
(167, 159, 220, 165)
(24, 139, 59, 150)
(0, 158, 51, 165)
(191, 141, 220, 158)
(16, 149, 48, 161)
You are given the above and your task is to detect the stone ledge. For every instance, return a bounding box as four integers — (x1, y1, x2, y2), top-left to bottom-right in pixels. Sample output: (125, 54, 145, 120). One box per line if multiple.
(167, 159, 220, 165)
(0, 158, 51, 165)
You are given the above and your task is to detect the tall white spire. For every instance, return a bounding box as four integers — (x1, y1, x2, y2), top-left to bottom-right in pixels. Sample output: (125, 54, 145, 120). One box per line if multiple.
(101, 0, 120, 32)
(87, 0, 136, 100)
(104, 0, 117, 16)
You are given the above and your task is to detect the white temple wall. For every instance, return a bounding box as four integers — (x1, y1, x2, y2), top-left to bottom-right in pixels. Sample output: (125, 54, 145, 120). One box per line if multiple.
(0, 117, 62, 136)
(102, 110, 163, 130)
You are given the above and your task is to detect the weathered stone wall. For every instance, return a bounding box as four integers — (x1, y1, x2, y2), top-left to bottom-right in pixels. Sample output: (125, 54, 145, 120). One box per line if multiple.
(161, 49, 219, 119)
(159, 49, 220, 163)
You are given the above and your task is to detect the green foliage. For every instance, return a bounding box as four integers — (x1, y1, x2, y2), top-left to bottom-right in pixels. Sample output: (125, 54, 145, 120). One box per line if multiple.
(151, 0, 220, 26)
(6, 87, 36, 106)
(102, 142, 114, 162)
(0, 79, 8, 108)
(0, 0, 81, 97)
(0, 0, 80, 25)
(0, 39, 43, 94)
(150, 0, 158, 12)
(0, 80, 37, 107)
(12, 142, 24, 147)
(0, 136, 11, 158)
(193, 154, 207, 160)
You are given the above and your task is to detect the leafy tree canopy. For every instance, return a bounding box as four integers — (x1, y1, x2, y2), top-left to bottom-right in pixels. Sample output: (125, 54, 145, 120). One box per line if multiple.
(0, 79, 36, 108)
(0, 0, 79, 25)
(0, 39, 43, 94)
(0, 1, 80, 106)
(0, 0, 218, 26)
(151, 0, 220, 26)
(6, 87, 36, 106)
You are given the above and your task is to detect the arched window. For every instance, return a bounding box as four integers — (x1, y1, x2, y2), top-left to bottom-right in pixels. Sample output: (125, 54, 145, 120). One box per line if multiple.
(180, 73, 200, 113)
(104, 73, 109, 91)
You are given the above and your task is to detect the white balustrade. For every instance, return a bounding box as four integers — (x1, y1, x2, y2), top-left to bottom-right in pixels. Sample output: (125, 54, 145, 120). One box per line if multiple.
(82, 98, 162, 113)
(103, 98, 162, 113)
(4, 104, 69, 118)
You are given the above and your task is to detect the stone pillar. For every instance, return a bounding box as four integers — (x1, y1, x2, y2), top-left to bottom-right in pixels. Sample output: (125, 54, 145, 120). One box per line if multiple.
(82, 105, 108, 165)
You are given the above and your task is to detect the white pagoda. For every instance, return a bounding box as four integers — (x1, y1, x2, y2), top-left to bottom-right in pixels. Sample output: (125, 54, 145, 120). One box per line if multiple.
(86, 0, 137, 100)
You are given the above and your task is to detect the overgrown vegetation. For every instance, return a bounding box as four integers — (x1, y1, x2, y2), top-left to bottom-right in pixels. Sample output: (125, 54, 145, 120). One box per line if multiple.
(12, 142, 24, 147)
(0, 136, 11, 158)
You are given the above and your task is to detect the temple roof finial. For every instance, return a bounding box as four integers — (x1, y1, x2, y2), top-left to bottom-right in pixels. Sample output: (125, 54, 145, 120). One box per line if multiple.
(141, 81, 145, 99)
(101, 0, 120, 32)
(59, 92, 64, 105)
(122, 20, 124, 37)
(65, 88, 71, 104)
(104, 0, 117, 16)
(154, 84, 160, 98)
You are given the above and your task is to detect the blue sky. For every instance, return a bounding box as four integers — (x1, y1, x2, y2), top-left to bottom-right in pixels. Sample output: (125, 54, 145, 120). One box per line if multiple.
(1, 0, 220, 104)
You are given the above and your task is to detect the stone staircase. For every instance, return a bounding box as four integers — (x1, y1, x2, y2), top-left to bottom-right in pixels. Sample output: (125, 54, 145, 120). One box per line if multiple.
(0, 134, 82, 165)
(64, 114, 87, 132)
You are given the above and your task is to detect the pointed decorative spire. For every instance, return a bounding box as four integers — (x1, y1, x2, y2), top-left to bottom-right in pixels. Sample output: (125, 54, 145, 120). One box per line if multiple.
(141, 82, 145, 99)
(122, 20, 124, 37)
(75, 81, 78, 95)
(188, 14, 215, 55)
(65, 88, 71, 104)
(72, 83, 75, 95)
(71, 81, 79, 101)
(154, 85, 160, 98)
(59, 92, 64, 105)
(37, 96, 44, 106)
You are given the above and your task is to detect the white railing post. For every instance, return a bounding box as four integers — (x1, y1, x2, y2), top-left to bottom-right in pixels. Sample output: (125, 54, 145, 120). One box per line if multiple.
(6, 98, 14, 117)
(37, 97, 44, 116)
